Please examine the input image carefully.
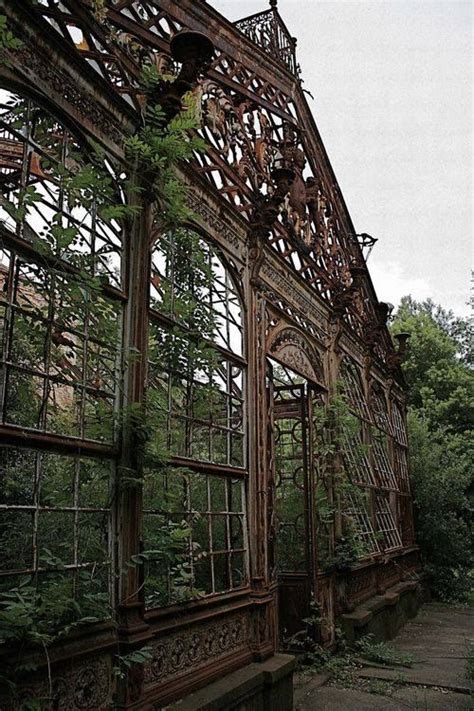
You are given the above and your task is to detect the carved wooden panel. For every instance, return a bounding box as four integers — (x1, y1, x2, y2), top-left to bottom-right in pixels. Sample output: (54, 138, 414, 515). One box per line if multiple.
(266, 323, 325, 386)
(144, 611, 250, 688)
(0, 654, 113, 711)
(344, 566, 377, 609)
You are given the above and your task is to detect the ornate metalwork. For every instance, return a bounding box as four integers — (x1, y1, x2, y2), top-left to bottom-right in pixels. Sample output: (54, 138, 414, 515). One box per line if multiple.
(0, 1, 417, 707)
(144, 611, 249, 685)
(235, 3, 298, 76)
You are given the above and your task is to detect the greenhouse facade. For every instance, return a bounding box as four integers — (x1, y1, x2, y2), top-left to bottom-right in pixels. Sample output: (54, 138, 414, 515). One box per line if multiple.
(0, 1, 420, 708)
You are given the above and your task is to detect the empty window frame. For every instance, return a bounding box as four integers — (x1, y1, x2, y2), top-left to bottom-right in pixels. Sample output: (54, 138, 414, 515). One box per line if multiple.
(392, 401, 410, 493)
(0, 90, 124, 615)
(0, 446, 112, 613)
(370, 384, 397, 490)
(143, 469, 246, 607)
(375, 491, 402, 551)
(145, 229, 248, 606)
(0, 247, 121, 442)
(342, 488, 380, 557)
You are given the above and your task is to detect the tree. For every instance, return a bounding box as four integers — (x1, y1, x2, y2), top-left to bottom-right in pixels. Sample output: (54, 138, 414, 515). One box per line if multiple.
(391, 297, 473, 601)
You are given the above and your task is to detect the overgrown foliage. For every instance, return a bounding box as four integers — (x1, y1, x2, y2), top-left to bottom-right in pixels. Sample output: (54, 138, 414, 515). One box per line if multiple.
(0, 12, 209, 705)
(313, 390, 375, 571)
(391, 297, 473, 602)
(355, 634, 413, 667)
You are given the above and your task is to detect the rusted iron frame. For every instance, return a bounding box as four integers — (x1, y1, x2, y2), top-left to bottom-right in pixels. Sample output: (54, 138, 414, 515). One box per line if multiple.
(0, 225, 127, 305)
(25, 0, 388, 360)
(6, 0, 140, 124)
(0, 0, 414, 704)
(101, 6, 366, 315)
(235, 9, 297, 76)
(46, 0, 143, 79)
(105, 6, 297, 126)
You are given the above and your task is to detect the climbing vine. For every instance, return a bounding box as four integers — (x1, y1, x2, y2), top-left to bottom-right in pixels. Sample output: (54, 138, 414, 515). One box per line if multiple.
(0, 12, 210, 706)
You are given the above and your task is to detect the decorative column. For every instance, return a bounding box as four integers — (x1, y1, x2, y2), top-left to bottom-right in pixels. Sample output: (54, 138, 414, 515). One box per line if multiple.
(246, 165, 295, 657)
(115, 31, 215, 707)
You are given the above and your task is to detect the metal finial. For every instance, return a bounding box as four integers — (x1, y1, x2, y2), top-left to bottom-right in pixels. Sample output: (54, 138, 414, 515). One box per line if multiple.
(270, 0, 278, 8)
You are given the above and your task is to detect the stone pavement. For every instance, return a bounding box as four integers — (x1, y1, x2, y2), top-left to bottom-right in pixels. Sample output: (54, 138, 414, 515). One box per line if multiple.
(295, 603, 473, 710)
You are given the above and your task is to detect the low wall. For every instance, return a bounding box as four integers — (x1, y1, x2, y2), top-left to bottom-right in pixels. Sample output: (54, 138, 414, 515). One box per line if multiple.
(340, 580, 423, 644)
(166, 654, 295, 711)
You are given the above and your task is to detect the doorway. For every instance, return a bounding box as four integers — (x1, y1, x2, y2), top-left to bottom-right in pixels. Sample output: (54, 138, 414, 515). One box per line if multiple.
(268, 360, 322, 642)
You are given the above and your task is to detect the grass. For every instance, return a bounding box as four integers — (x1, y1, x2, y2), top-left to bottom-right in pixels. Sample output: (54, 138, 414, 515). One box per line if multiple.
(355, 634, 414, 667)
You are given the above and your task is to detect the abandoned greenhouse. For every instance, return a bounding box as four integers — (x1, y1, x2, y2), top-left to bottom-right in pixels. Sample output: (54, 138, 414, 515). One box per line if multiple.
(0, 0, 422, 708)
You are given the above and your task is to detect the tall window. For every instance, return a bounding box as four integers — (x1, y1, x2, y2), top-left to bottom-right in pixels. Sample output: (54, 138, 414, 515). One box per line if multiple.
(370, 384, 397, 490)
(370, 383, 401, 551)
(339, 360, 402, 557)
(0, 90, 123, 612)
(144, 229, 247, 607)
(339, 359, 379, 557)
(392, 400, 412, 545)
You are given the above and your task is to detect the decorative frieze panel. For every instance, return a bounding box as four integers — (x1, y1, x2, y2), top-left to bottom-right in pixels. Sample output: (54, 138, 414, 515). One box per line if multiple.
(0, 655, 113, 711)
(260, 256, 329, 343)
(144, 611, 250, 687)
(344, 566, 377, 609)
(267, 323, 325, 386)
(185, 187, 245, 259)
(3, 31, 129, 150)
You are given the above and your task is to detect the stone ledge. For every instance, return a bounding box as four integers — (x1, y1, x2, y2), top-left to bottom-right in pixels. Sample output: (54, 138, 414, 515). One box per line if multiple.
(340, 580, 422, 643)
(167, 654, 295, 711)
(341, 608, 373, 628)
(383, 591, 400, 606)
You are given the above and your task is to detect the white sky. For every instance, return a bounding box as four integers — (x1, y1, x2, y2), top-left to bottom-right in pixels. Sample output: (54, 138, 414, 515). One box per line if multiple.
(210, 0, 473, 317)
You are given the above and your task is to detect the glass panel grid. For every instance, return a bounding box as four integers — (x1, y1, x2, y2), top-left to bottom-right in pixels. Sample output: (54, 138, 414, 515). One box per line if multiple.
(0, 447, 112, 605)
(375, 492, 402, 551)
(341, 425, 377, 487)
(0, 92, 124, 288)
(342, 488, 380, 557)
(340, 359, 371, 421)
(394, 444, 410, 492)
(148, 325, 244, 467)
(370, 386, 392, 434)
(392, 402, 408, 446)
(143, 471, 248, 607)
(0, 247, 121, 443)
(150, 230, 242, 356)
(145, 229, 247, 608)
(372, 429, 398, 490)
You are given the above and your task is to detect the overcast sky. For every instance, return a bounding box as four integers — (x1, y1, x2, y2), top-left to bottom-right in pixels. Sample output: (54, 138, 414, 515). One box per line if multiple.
(211, 0, 473, 317)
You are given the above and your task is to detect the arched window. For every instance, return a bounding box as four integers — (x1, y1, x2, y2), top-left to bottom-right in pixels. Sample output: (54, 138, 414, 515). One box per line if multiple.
(0, 89, 124, 613)
(144, 228, 247, 607)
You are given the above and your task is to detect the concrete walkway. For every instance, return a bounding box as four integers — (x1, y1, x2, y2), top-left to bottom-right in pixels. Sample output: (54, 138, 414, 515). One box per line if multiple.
(295, 603, 473, 710)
